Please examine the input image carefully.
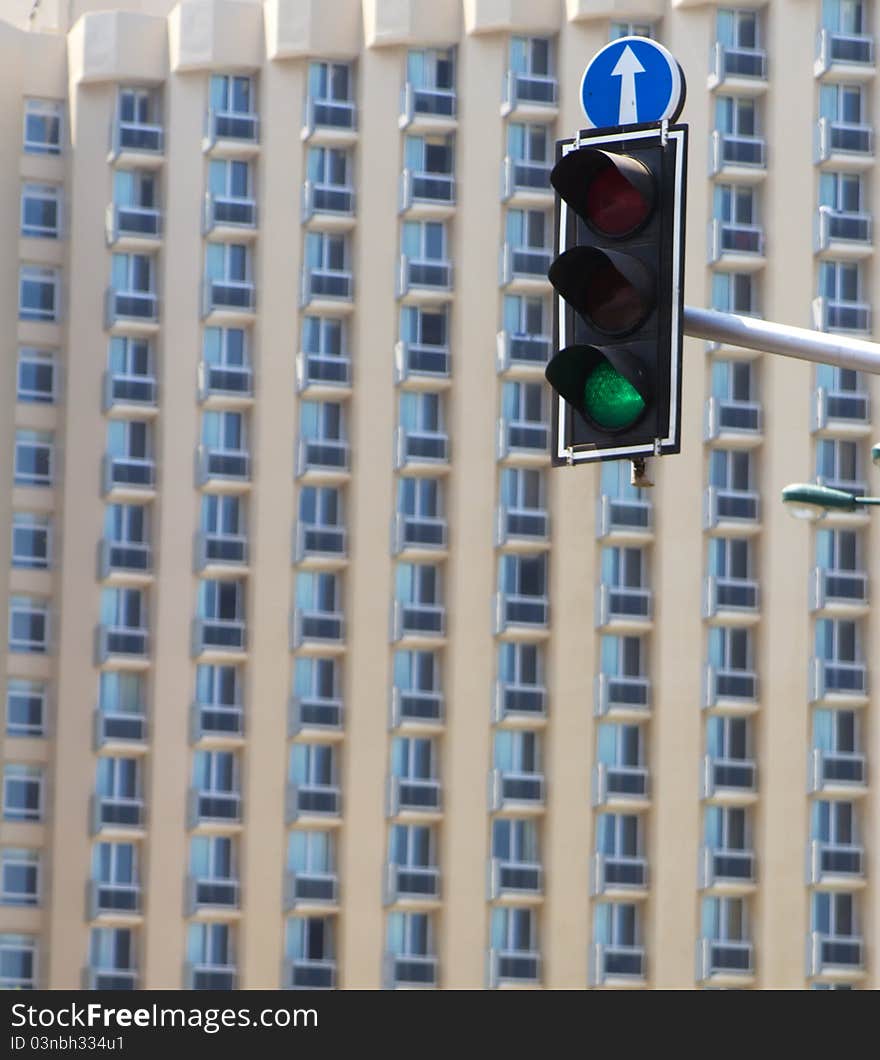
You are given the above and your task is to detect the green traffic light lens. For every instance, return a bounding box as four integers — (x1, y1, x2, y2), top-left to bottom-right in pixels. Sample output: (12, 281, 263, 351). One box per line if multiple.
(583, 359, 646, 430)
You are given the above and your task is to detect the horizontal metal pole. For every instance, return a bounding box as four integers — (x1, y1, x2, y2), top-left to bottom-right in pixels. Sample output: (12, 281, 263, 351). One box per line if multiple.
(683, 305, 880, 375)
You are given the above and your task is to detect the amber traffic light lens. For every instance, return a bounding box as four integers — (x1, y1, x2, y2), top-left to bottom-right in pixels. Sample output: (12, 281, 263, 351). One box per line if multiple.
(583, 260, 649, 334)
(584, 165, 651, 238)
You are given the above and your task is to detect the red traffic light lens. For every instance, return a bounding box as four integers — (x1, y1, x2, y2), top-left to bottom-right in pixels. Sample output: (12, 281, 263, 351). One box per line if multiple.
(583, 259, 649, 334)
(584, 164, 651, 238)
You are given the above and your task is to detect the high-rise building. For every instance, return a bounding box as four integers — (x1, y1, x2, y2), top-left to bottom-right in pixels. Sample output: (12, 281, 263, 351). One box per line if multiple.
(0, 0, 878, 991)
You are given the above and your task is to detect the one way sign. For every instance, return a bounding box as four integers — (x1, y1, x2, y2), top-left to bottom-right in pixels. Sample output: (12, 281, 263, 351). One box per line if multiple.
(579, 36, 686, 129)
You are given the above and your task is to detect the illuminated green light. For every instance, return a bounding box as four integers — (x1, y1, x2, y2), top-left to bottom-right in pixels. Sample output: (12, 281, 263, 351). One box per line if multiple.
(583, 358, 645, 430)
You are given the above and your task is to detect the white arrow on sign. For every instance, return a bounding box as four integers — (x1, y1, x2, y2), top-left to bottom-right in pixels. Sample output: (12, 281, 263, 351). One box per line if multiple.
(610, 45, 646, 125)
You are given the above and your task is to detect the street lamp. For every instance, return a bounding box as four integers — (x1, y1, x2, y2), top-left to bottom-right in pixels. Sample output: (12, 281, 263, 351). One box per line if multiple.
(781, 483, 880, 521)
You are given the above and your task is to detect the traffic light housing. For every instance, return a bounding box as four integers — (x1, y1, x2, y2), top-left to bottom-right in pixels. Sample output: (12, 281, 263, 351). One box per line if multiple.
(546, 121, 687, 466)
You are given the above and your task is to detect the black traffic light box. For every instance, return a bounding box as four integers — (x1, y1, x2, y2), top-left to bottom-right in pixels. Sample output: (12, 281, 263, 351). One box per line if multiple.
(546, 121, 688, 466)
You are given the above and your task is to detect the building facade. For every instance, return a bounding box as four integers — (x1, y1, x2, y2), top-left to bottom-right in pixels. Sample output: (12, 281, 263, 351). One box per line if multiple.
(0, 0, 878, 990)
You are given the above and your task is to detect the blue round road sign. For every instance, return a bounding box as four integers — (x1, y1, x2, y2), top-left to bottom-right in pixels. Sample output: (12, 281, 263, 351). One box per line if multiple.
(580, 36, 685, 130)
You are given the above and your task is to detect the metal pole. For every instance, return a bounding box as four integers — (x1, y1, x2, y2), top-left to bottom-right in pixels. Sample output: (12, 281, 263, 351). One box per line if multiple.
(683, 305, 880, 376)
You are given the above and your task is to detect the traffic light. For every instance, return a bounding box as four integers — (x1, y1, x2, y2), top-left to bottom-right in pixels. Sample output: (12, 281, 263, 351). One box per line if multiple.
(546, 122, 688, 466)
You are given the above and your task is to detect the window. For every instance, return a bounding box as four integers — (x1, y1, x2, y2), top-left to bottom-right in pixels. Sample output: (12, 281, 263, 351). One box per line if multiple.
(502, 381, 546, 425)
(498, 553, 547, 598)
(491, 907, 537, 953)
(820, 172, 863, 214)
(601, 459, 647, 502)
(820, 261, 862, 305)
(597, 724, 642, 768)
(717, 9, 759, 49)
(601, 547, 647, 590)
(397, 478, 442, 521)
(596, 814, 641, 857)
(708, 538, 751, 581)
(707, 715, 751, 761)
(510, 36, 553, 78)
(105, 504, 149, 548)
(395, 563, 440, 608)
(610, 22, 654, 39)
(393, 651, 440, 693)
(206, 243, 250, 285)
(402, 220, 447, 262)
(11, 513, 50, 569)
(820, 83, 866, 125)
(21, 183, 60, 238)
(193, 751, 238, 795)
(289, 744, 337, 787)
(704, 806, 749, 852)
(812, 800, 857, 846)
(815, 618, 860, 663)
(204, 327, 248, 368)
(713, 185, 757, 228)
(302, 317, 345, 358)
(109, 337, 152, 381)
(96, 757, 140, 801)
(594, 902, 640, 947)
(19, 267, 58, 322)
(407, 48, 455, 92)
(600, 636, 646, 678)
(399, 391, 443, 434)
(307, 147, 351, 189)
(0, 934, 36, 989)
(711, 360, 754, 403)
(499, 642, 544, 688)
(92, 842, 137, 891)
(288, 830, 334, 875)
(299, 487, 343, 529)
(506, 209, 550, 251)
(112, 253, 154, 297)
(1, 849, 39, 906)
(90, 927, 136, 974)
(113, 170, 156, 212)
(210, 75, 254, 116)
(17, 347, 55, 403)
(208, 159, 252, 201)
(391, 736, 436, 781)
(715, 96, 757, 137)
(816, 438, 862, 487)
(3, 765, 42, 822)
(118, 87, 160, 128)
(387, 912, 433, 957)
(508, 123, 551, 166)
(308, 61, 353, 104)
(9, 596, 49, 654)
(23, 99, 61, 155)
(6, 680, 46, 737)
(812, 891, 858, 936)
(404, 134, 454, 177)
(494, 730, 540, 774)
(98, 673, 144, 718)
(294, 657, 339, 701)
(500, 468, 544, 513)
(389, 824, 435, 868)
(107, 420, 151, 462)
(401, 306, 447, 349)
(196, 664, 241, 708)
(503, 295, 547, 338)
(708, 626, 752, 673)
(816, 529, 860, 572)
(202, 410, 246, 454)
(201, 494, 244, 539)
(711, 272, 755, 314)
(702, 896, 749, 941)
(197, 580, 244, 623)
(710, 449, 753, 491)
(305, 231, 348, 273)
(823, 0, 867, 34)
(296, 571, 341, 615)
(190, 836, 235, 882)
(14, 431, 53, 487)
(492, 818, 539, 863)
(287, 916, 334, 961)
(100, 587, 145, 632)
(814, 709, 860, 755)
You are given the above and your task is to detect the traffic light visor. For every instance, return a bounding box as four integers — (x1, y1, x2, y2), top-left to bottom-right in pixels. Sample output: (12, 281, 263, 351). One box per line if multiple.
(545, 344, 650, 432)
(549, 246, 654, 336)
(551, 148, 654, 239)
